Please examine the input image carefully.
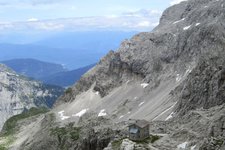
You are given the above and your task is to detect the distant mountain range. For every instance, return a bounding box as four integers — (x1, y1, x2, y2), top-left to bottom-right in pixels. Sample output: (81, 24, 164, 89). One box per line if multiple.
(1, 58, 67, 79)
(1, 58, 94, 87)
(40, 64, 95, 87)
(0, 31, 136, 69)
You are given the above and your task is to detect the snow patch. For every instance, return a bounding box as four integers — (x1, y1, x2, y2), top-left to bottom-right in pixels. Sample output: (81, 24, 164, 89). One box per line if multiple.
(119, 115, 124, 119)
(98, 109, 107, 117)
(141, 83, 149, 88)
(139, 102, 145, 106)
(73, 109, 88, 117)
(127, 112, 131, 114)
(185, 67, 192, 74)
(165, 112, 175, 121)
(195, 23, 201, 26)
(173, 18, 185, 24)
(176, 74, 182, 82)
(58, 110, 70, 120)
(177, 142, 188, 149)
(134, 97, 138, 100)
(95, 91, 99, 95)
(191, 145, 196, 150)
(153, 102, 177, 121)
(183, 25, 191, 30)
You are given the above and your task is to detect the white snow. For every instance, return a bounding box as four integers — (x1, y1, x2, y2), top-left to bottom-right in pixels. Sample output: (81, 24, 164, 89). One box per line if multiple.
(183, 25, 191, 30)
(165, 112, 175, 121)
(204, 6, 208, 8)
(153, 102, 177, 121)
(177, 142, 188, 149)
(191, 145, 196, 150)
(134, 97, 138, 100)
(141, 83, 149, 88)
(95, 91, 99, 95)
(58, 110, 70, 120)
(61, 116, 70, 120)
(139, 102, 145, 106)
(72, 109, 88, 117)
(176, 74, 182, 82)
(58, 110, 65, 114)
(185, 67, 192, 74)
(98, 109, 107, 117)
(119, 115, 124, 119)
(195, 23, 201, 26)
(127, 112, 131, 114)
(173, 18, 185, 24)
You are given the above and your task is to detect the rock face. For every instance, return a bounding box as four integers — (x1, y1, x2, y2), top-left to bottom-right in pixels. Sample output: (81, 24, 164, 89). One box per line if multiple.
(0, 64, 64, 129)
(59, 0, 225, 107)
(4, 0, 225, 149)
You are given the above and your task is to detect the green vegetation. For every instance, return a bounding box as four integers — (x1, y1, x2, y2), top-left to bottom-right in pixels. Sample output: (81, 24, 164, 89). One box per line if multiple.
(112, 139, 124, 150)
(50, 124, 81, 149)
(136, 134, 161, 144)
(214, 138, 224, 147)
(0, 145, 6, 150)
(65, 87, 73, 94)
(1, 107, 49, 136)
(0, 135, 15, 150)
(149, 134, 160, 143)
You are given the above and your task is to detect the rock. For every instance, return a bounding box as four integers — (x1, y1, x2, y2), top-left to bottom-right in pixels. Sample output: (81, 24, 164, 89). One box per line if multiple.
(0, 64, 64, 130)
(120, 139, 135, 150)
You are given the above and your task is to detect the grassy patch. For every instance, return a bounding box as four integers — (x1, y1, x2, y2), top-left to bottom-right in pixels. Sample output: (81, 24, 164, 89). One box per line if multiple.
(50, 125, 80, 142)
(1, 107, 49, 136)
(112, 139, 124, 150)
(50, 124, 81, 149)
(214, 138, 224, 147)
(149, 134, 160, 143)
(0, 135, 15, 150)
(136, 134, 161, 144)
(0, 145, 6, 150)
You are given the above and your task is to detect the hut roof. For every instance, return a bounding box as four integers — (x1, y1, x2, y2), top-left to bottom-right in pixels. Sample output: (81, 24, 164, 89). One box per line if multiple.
(129, 119, 149, 128)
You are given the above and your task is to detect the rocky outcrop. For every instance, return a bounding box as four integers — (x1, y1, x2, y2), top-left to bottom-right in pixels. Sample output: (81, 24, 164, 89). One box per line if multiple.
(174, 58, 225, 116)
(0, 64, 64, 129)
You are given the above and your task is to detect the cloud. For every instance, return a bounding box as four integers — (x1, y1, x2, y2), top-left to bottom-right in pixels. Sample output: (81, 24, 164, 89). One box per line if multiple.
(0, 8, 162, 32)
(170, 0, 187, 5)
(27, 18, 39, 22)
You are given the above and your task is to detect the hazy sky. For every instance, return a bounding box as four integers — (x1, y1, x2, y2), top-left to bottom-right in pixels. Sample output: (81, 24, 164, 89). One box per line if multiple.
(0, 0, 186, 22)
(0, 0, 187, 31)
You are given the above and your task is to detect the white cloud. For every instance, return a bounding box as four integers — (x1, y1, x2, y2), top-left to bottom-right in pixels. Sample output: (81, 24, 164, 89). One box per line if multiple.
(137, 21, 150, 27)
(27, 18, 39, 22)
(0, 8, 162, 32)
(170, 0, 187, 5)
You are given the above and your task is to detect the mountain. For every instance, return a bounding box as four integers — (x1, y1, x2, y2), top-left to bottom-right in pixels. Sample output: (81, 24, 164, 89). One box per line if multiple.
(1, 59, 67, 79)
(40, 64, 95, 87)
(1, 0, 225, 149)
(0, 31, 136, 69)
(0, 64, 64, 130)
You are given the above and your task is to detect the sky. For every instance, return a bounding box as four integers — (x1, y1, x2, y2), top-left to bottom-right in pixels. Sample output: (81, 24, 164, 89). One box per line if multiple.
(0, 0, 187, 31)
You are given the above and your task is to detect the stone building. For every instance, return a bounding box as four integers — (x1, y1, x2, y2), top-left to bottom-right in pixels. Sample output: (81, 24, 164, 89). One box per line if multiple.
(128, 119, 149, 141)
